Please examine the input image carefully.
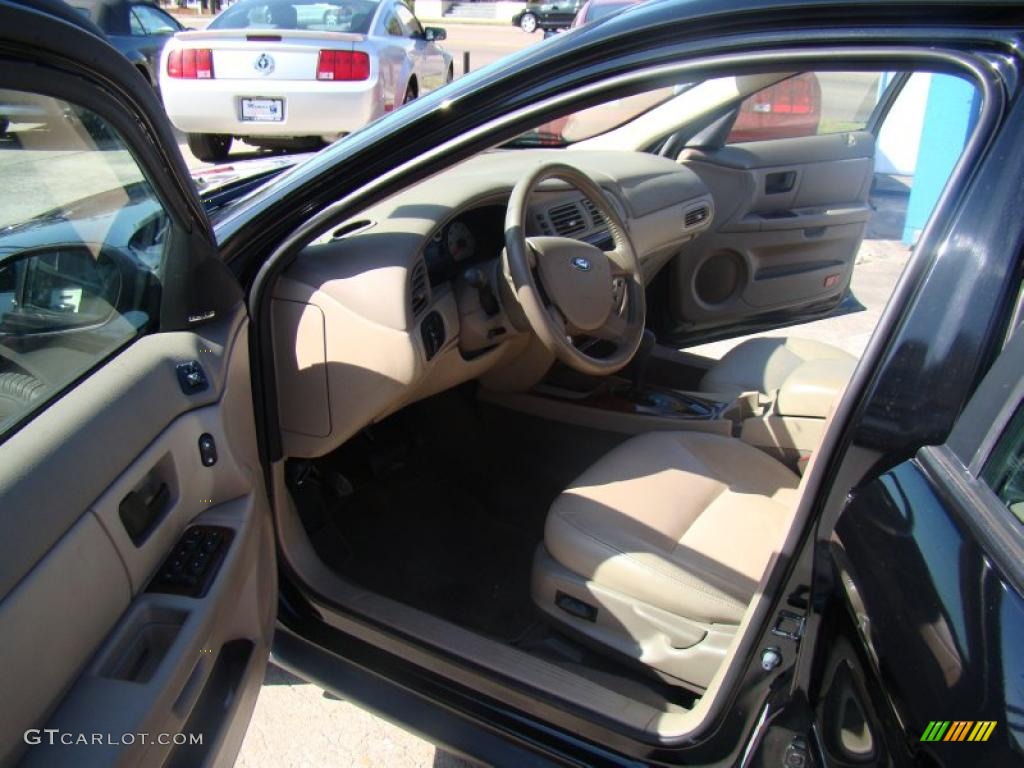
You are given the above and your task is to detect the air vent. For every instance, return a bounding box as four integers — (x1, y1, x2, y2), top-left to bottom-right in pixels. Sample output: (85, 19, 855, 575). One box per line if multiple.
(684, 205, 710, 229)
(410, 260, 430, 318)
(580, 198, 605, 228)
(548, 202, 586, 237)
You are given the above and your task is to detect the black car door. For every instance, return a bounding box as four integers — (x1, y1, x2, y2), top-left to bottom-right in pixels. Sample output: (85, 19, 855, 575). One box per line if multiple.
(0, 2, 271, 765)
(815, 326, 1024, 766)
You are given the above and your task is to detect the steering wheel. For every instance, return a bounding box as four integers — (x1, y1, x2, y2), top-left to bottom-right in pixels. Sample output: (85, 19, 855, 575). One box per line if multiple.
(503, 162, 646, 375)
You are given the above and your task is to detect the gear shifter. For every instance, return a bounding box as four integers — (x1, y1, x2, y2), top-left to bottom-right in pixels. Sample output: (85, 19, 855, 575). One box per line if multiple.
(617, 329, 718, 418)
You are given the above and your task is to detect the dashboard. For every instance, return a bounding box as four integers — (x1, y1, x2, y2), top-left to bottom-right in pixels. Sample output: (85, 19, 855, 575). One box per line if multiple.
(272, 148, 715, 459)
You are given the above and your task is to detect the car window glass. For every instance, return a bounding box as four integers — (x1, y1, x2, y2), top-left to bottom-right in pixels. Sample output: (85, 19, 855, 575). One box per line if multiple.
(512, 84, 682, 146)
(726, 71, 881, 144)
(0, 89, 170, 439)
(131, 4, 180, 35)
(208, 0, 380, 33)
(129, 8, 147, 35)
(385, 12, 403, 36)
(394, 4, 422, 37)
(982, 404, 1024, 524)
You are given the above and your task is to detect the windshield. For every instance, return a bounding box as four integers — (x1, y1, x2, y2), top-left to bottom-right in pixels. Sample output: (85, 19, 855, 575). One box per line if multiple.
(208, 0, 381, 33)
(507, 85, 683, 147)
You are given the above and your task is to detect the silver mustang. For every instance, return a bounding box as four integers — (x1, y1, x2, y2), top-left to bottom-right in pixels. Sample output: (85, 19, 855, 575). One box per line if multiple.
(159, 0, 452, 162)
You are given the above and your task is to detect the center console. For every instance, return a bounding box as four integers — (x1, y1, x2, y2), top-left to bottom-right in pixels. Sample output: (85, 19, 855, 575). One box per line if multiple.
(482, 331, 850, 474)
(529, 329, 738, 427)
(534, 380, 732, 422)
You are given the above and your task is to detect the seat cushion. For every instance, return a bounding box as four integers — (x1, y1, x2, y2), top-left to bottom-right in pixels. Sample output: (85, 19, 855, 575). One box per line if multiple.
(544, 431, 800, 625)
(700, 337, 856, 398)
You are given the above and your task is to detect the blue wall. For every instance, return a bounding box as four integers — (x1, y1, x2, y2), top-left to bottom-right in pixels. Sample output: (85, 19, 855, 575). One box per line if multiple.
(902, 75, 980, 244)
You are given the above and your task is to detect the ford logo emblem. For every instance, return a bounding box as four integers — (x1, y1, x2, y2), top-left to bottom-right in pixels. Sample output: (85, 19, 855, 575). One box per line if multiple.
(255, 53, 275, 75)
(571, 256, 592, 272)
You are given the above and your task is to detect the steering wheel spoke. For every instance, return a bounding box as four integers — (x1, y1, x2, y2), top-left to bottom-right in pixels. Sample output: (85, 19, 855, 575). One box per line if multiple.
(523, 238, 540, 268)
(604, 245, 633, 277)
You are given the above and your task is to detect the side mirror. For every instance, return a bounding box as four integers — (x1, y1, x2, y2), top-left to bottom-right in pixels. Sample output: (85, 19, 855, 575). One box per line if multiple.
(0, 246, 128, 334)
(423, 26, 446, 42)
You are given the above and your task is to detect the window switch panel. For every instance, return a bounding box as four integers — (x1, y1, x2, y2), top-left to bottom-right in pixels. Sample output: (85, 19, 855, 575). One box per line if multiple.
(148, 525, 233, 598)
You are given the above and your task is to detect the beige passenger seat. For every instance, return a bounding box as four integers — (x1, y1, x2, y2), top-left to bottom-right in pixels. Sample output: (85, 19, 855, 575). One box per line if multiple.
(531, 430, 801, 692)
(532, 340, 855, 692)
(700, 337, 856, 399)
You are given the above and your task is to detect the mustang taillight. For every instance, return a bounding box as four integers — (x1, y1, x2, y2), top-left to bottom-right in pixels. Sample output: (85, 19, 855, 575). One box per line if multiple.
(167, 49, 214, 79)
(316, 50, 370, 81)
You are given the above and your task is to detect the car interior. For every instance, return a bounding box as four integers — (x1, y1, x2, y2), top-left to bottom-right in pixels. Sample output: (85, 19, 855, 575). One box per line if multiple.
(265, 66, 962, 737)
(0, 52, 983, 764)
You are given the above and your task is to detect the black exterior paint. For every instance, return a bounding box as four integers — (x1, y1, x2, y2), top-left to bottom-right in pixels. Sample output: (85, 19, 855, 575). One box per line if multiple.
(831, 459, 1024, 765)
(850, 76, 1024, 475)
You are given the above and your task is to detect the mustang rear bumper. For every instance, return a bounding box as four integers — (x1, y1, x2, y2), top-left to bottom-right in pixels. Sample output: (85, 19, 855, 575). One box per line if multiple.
(161, 78, 384, 139)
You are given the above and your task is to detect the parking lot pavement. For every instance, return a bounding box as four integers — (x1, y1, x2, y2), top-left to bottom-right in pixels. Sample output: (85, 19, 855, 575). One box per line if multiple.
(236, 664, 478, 767)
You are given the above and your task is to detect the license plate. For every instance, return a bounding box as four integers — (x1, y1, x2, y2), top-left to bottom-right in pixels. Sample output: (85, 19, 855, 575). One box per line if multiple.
(240, 98, 283, 122)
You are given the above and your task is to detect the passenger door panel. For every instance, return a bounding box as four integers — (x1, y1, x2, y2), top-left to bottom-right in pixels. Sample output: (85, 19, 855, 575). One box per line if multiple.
(672, 131, 875, 334)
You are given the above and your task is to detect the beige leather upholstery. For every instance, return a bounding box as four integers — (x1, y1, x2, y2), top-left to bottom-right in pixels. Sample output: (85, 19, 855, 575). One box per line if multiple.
(700, 337, 856, 398)
(776, 357, 858, 419)
(535, 430, 800, 689)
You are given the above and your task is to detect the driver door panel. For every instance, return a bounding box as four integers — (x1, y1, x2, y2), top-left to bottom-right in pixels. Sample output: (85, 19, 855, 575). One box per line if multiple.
(0, 309, 274, 767)
(673, 130, 875, 335)
(0, 31, 272, 765)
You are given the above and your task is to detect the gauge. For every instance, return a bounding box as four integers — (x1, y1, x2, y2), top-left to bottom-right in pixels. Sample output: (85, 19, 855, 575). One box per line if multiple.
(446, 220, 476, 262)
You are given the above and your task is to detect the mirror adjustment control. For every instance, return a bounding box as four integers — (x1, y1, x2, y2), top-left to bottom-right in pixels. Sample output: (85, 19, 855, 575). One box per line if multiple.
(198, 433, 218, 467)
(176, 360, 209, 395)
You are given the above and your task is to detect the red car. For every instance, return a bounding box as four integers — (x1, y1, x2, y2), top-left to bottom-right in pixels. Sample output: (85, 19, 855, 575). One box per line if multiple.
(542, 0, 822, 144)
(529, 71, 821, 146)
(727, 71, 822, 141)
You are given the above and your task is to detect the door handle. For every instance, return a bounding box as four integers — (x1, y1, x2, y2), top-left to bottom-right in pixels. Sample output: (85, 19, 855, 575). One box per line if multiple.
(120, 482, 170, 545)
(765, 171, 796, 195)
